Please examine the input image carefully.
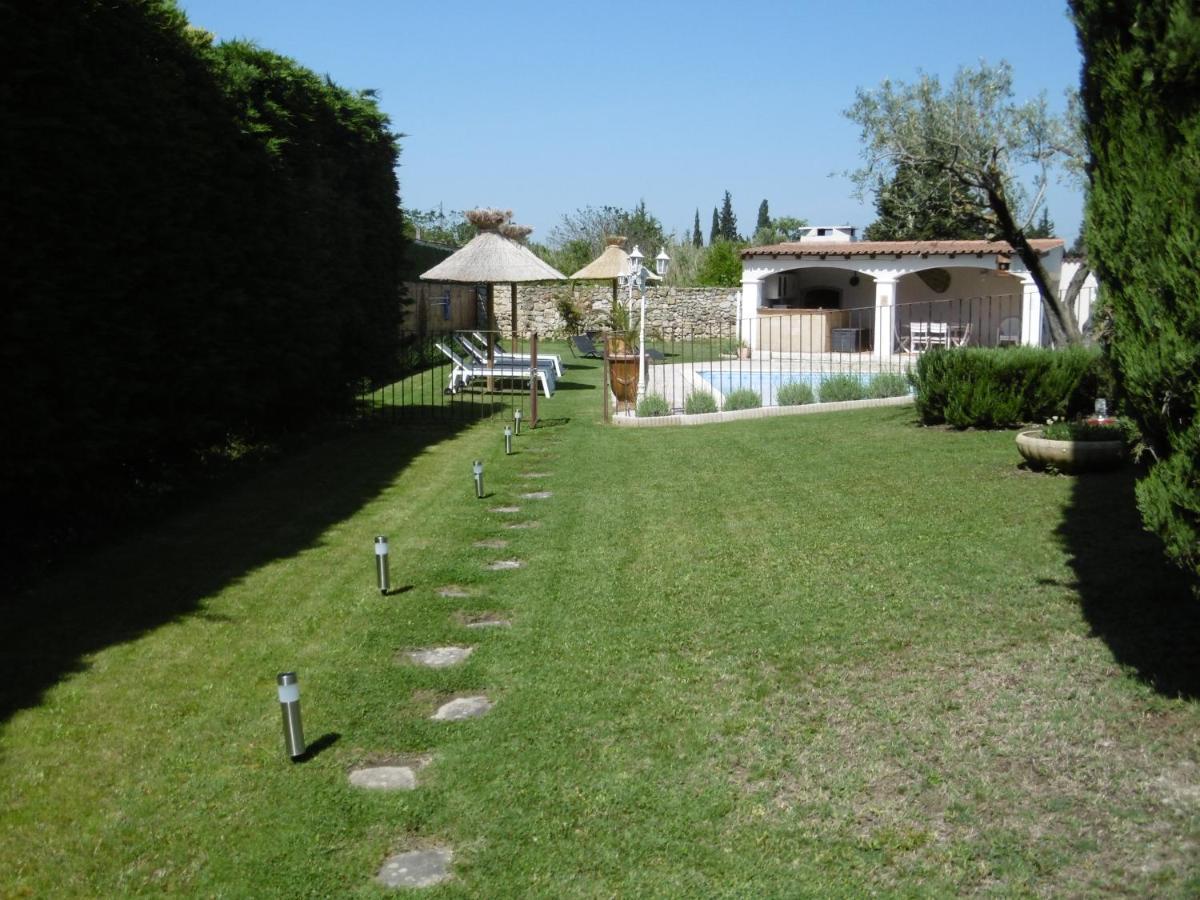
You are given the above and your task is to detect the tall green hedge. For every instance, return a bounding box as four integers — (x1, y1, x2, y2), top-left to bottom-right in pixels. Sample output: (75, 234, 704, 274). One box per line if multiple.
(1072, 1, 1200, 577)
(909, 347, 1103, 429)
(2, 0, 404, 550)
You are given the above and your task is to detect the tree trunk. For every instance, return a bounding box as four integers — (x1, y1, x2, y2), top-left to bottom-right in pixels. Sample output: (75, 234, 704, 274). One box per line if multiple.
(1062, 261, 1093, 341)
(983, 175, 1083, 346)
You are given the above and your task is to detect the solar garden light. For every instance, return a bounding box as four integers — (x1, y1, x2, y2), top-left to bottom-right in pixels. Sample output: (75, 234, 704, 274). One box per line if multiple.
(504, 425, 513, 455)
(1095, 398, 1108, 417)
(513, 408, 522, 435)
(473, 459, 484, 499)
(374, 535, 390, 594)
(276, 672, 305, 761)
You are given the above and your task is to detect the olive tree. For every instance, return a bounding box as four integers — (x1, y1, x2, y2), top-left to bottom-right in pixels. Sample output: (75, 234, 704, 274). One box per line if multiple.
(846, 61, 1084, 345)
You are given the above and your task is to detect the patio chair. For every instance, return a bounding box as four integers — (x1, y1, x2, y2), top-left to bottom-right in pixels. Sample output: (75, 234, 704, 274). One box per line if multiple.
(949, 322, 972, 348)
(997, 317, 1021, 347)
(570, 334, 603, 358)
(903, 321, 931, 352)
(468, 332, 563, 376)
(457, 333, 562, 377)
(434, 342, 556, 397)
(928, 322, 950, 348)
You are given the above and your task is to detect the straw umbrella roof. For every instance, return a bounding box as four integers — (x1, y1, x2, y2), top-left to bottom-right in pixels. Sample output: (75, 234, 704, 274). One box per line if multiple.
(421, 210, 565, 283)
(570, 236, 630, 280)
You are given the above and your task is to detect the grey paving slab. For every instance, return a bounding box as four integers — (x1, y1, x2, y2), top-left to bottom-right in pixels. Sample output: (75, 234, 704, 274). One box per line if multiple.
(432, 696, 492, 721)
(486, 559, 523, 570)
(436, 585, 471, 598)
(488, 505, 521, 513)
(473, 538, 509, 549)
(503, 521, 540, 530)
(375, 848, 452, 888)
(349, 766, 417, 791)
(405, 646, 474, 668)
(520, 491, 553, 500)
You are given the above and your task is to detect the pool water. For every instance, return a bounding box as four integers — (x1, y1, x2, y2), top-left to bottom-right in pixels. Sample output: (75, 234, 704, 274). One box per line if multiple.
(697, 370, 901, 406)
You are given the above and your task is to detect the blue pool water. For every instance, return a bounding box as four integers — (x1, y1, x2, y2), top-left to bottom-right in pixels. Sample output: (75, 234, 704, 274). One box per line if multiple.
(697, 370, 893, 406)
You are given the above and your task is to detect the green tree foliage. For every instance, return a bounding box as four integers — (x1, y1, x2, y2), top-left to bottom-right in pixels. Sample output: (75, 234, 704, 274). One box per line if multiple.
(2, 0, 403, 552)
(756, 199, 771, 233)
(710, 207, 720, 245)
(546, 201, 666, 273)
(696, 240, 743, 287)
(1072, 0, 1200, 577)
(404, 206, 475, 247)
(862, 161, 992, 240)
(719, 191, 739, 241)
(846, 62, 1083, 344)
(752, 215, 809, 245)
(1025, 207, 1056, 239)
(692, 210, 703, 247)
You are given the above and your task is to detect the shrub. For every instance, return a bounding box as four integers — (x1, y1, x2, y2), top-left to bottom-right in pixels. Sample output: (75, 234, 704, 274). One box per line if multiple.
(1074, 0, 1200, 577)
(723, 389, 761, 411)
(1042, 421, 1124, 442)
(554, 292, 586, 335)
(867, 373, 911, 398)
(776, 381, 816, 406)
(909, 346, 1102, 428)
(637, 394, 670, 417)
(819, 374, 867, 402)
(684, 392, 719, 414)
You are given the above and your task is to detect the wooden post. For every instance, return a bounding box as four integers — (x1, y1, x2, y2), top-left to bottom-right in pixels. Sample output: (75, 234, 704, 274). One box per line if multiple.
(486, 283, 495, 393)
(529, 332, 539, 428)
(602, 338, 610, 424)
(510, 283, 518, 347)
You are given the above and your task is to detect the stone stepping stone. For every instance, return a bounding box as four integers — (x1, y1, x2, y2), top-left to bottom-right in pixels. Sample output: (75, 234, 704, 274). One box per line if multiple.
(349, 766, 417, 791)
(436, 586, 472, 598)
(488, 505, 521, 513)
(376, 847, 453, 889)
(519, 472, 551, 479)
(458, 612, 511, 629)
(432, 696, 492, 721)
(472, 538, 509, 549)
(503, 520, 540, 530)
(520, 491, 553, 500)
(486, 559, 523, 571)
(405, 646, 474, 668)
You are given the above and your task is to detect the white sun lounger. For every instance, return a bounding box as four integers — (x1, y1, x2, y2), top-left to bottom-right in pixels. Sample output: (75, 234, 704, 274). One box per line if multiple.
(435, 342, 556, 398)
(468, 332, 564, 377)
(456, 333, 562, 378)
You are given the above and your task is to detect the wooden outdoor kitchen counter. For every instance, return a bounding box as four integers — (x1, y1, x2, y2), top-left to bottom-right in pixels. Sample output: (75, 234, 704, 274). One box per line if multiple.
(756, 307, 850, 353)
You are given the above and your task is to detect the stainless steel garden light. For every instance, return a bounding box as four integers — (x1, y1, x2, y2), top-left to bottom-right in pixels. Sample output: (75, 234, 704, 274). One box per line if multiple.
(504, 425, 513, 455)
(513, 408, 522, 435)
(277, 672, 305, 760)
(473, 460, 484, 498)
(374, 535, 390, 594)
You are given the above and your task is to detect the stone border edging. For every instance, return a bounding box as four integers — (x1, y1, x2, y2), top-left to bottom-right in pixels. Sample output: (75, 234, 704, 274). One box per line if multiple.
(612, 394, 915, 427)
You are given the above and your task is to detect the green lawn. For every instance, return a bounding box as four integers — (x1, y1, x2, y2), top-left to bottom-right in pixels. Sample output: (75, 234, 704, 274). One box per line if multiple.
(2, 346, 1197, 897)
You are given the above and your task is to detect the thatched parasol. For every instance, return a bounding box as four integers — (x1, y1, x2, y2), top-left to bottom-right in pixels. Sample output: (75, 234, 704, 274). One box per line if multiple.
(570, 236, 630, 316)
(421, 208, 565, 357)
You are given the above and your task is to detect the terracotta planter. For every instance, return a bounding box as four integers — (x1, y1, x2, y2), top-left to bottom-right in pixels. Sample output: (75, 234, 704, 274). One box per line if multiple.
(1015, 429, 1124, 472)
(737, 348, 751, 360)
(608, 353, 640, 411)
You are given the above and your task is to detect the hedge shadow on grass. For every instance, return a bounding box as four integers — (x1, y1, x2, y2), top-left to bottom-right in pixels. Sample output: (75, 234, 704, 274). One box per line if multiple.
(1057, 465, 1200, 699)
(0, 420, 472, 724)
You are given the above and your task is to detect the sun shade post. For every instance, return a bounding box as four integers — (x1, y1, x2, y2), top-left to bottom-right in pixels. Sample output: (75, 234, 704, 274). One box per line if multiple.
(530, 332, 539, 428)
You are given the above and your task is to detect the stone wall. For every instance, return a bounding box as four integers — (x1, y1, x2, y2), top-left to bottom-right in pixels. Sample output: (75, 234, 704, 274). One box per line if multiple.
(490, 283, 740, 339)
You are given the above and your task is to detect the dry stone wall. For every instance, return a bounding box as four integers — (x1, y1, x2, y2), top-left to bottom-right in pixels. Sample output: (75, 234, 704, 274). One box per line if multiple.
(491, 283, 740, 339)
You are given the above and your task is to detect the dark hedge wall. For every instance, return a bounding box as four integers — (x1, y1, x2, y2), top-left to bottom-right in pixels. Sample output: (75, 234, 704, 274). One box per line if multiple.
(1, 0, 404, 549)
(1072, 0, 1200, 577)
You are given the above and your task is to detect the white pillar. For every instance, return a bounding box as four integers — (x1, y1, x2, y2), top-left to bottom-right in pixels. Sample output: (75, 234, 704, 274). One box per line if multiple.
(740, 277, 761, 351)
(1019, 274, 1043, 346)
(872, 276, 897, 360)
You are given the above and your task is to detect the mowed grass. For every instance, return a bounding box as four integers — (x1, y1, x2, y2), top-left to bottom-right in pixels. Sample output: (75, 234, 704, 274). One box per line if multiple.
(2, 345, 1197, 897)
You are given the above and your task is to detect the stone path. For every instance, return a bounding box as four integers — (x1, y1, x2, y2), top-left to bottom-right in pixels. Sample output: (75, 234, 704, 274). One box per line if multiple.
(405, 646, 474, 668)
(376, 848, 453, 889)
(503, 521, 539, 530)
(486, 559, 523, 570)
(488, 505, 521, 513)
(458, 612, 511, 629)
(349, 766, 417, 791)
(519, 472, 551, 479)
(520, 491, 553, 500)
(432, 696, 492, 721)
(436, 585, 471, 598)
(473, 538, 509, 549)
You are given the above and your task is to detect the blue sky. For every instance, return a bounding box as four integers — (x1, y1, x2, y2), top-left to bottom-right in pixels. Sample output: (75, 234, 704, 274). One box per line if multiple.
(178, 0, 1087, 244)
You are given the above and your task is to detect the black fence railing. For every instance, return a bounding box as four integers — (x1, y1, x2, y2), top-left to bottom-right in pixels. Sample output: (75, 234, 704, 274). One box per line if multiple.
(606, 294, 1031, 419)
(357, 330, 547, 423)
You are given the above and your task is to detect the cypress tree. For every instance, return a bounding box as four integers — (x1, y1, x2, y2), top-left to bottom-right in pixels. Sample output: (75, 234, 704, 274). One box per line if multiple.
(692, 209, 703, 247)
(756, 199, 770, 233)
(719, 191, 738, 241)
(710, 207, 720, 244)
(1072, 0, 1200, 576)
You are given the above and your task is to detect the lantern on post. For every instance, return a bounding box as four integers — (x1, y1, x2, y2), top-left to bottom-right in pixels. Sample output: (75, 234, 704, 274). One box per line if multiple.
(374, 535, 390, 594)
(276, 672, 305, 761)
(514, 408, 522, 435)
(473, 460, 484, 499)
(504, 425, 513, 455)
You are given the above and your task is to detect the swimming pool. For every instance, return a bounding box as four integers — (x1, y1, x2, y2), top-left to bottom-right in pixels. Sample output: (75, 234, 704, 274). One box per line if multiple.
(696, 370, 903, 406)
